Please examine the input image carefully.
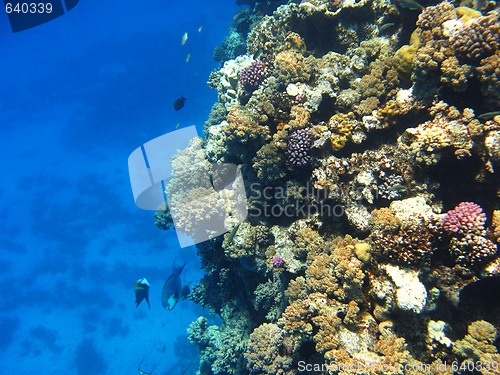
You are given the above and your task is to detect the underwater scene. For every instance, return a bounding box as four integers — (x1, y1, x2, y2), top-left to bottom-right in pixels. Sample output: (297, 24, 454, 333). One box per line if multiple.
(2, 0, 500, 374)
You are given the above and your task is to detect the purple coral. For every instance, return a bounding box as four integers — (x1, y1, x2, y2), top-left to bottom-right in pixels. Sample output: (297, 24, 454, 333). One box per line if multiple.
(272, 256, 285, 268)
(239, 61, 265, 90)
(442, 202, 486, 235)
(286, 128, 312, 167)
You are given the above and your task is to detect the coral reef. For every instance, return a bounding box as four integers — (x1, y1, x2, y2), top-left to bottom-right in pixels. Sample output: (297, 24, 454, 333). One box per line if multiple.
(152, 1, 500, 374)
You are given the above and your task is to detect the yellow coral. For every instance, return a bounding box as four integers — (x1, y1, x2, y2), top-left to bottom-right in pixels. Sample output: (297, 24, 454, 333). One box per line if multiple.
(226, 106, 271, 144)
(455, 6, 482, 22)
(369, 207, 401, 232)
(492, 210, 500, 242)
(326, 112, 360, 151)
(393, 44, 418, 78)
(453, 320, 499, 361)
(283, 32, 307, 55)
(288, 105, 310, 130)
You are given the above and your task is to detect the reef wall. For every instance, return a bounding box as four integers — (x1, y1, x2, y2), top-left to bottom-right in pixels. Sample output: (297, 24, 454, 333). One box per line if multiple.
(158, 0, 500, 374)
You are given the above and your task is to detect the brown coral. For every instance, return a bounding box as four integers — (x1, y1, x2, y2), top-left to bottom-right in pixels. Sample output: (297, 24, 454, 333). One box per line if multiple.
(477, 53, 500, 110)
(305, 237, 366, 303)
(492, 210, 500, 242)
(416, 2, 456, 32)
(372, 223, 434, 266)
(323, 333, 412, 375)
(440, 56, 474, 92)
(453, 320, 499, 363)
(451, 15, 500, 61)
(399, 106, 479, 164)
(226, 106, 271, 145)
(369, 207, 401, 233)
(291, 227, 325, 260)
(223, 221, 274, 259)
(244, 323, 295, 375)
(283, 32, 307, 55)
(274, 50, 312, 84)
(278, 298, 314, 336)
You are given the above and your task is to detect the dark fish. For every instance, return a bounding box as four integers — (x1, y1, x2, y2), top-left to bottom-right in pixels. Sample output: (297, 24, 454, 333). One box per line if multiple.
(173, 96, 186, 111)
(161, 263, 186, 310)
(477, 111, 500, 120)
(135, 278, 150, 309)
(180, 284, 190, 300)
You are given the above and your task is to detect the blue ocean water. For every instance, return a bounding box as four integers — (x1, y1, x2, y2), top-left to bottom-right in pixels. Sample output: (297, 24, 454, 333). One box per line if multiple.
(0, 1, 237, 374)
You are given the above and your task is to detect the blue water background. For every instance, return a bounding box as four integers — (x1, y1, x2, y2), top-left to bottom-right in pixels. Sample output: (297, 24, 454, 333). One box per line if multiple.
(0, 1, 238, 373)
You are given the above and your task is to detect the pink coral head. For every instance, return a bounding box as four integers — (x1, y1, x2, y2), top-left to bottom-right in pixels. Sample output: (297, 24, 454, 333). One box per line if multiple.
(442, 202, 487, 235)
(272, 256, 285, 268)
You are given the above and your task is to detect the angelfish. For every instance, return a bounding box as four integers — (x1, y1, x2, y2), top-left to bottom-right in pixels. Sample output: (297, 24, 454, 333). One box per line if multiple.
(135, 278, 150, 309)
(161, 263, 189, 310)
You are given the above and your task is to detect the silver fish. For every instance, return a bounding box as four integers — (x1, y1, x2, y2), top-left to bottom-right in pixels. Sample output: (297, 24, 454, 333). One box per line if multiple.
(181, 32, 188, 46)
